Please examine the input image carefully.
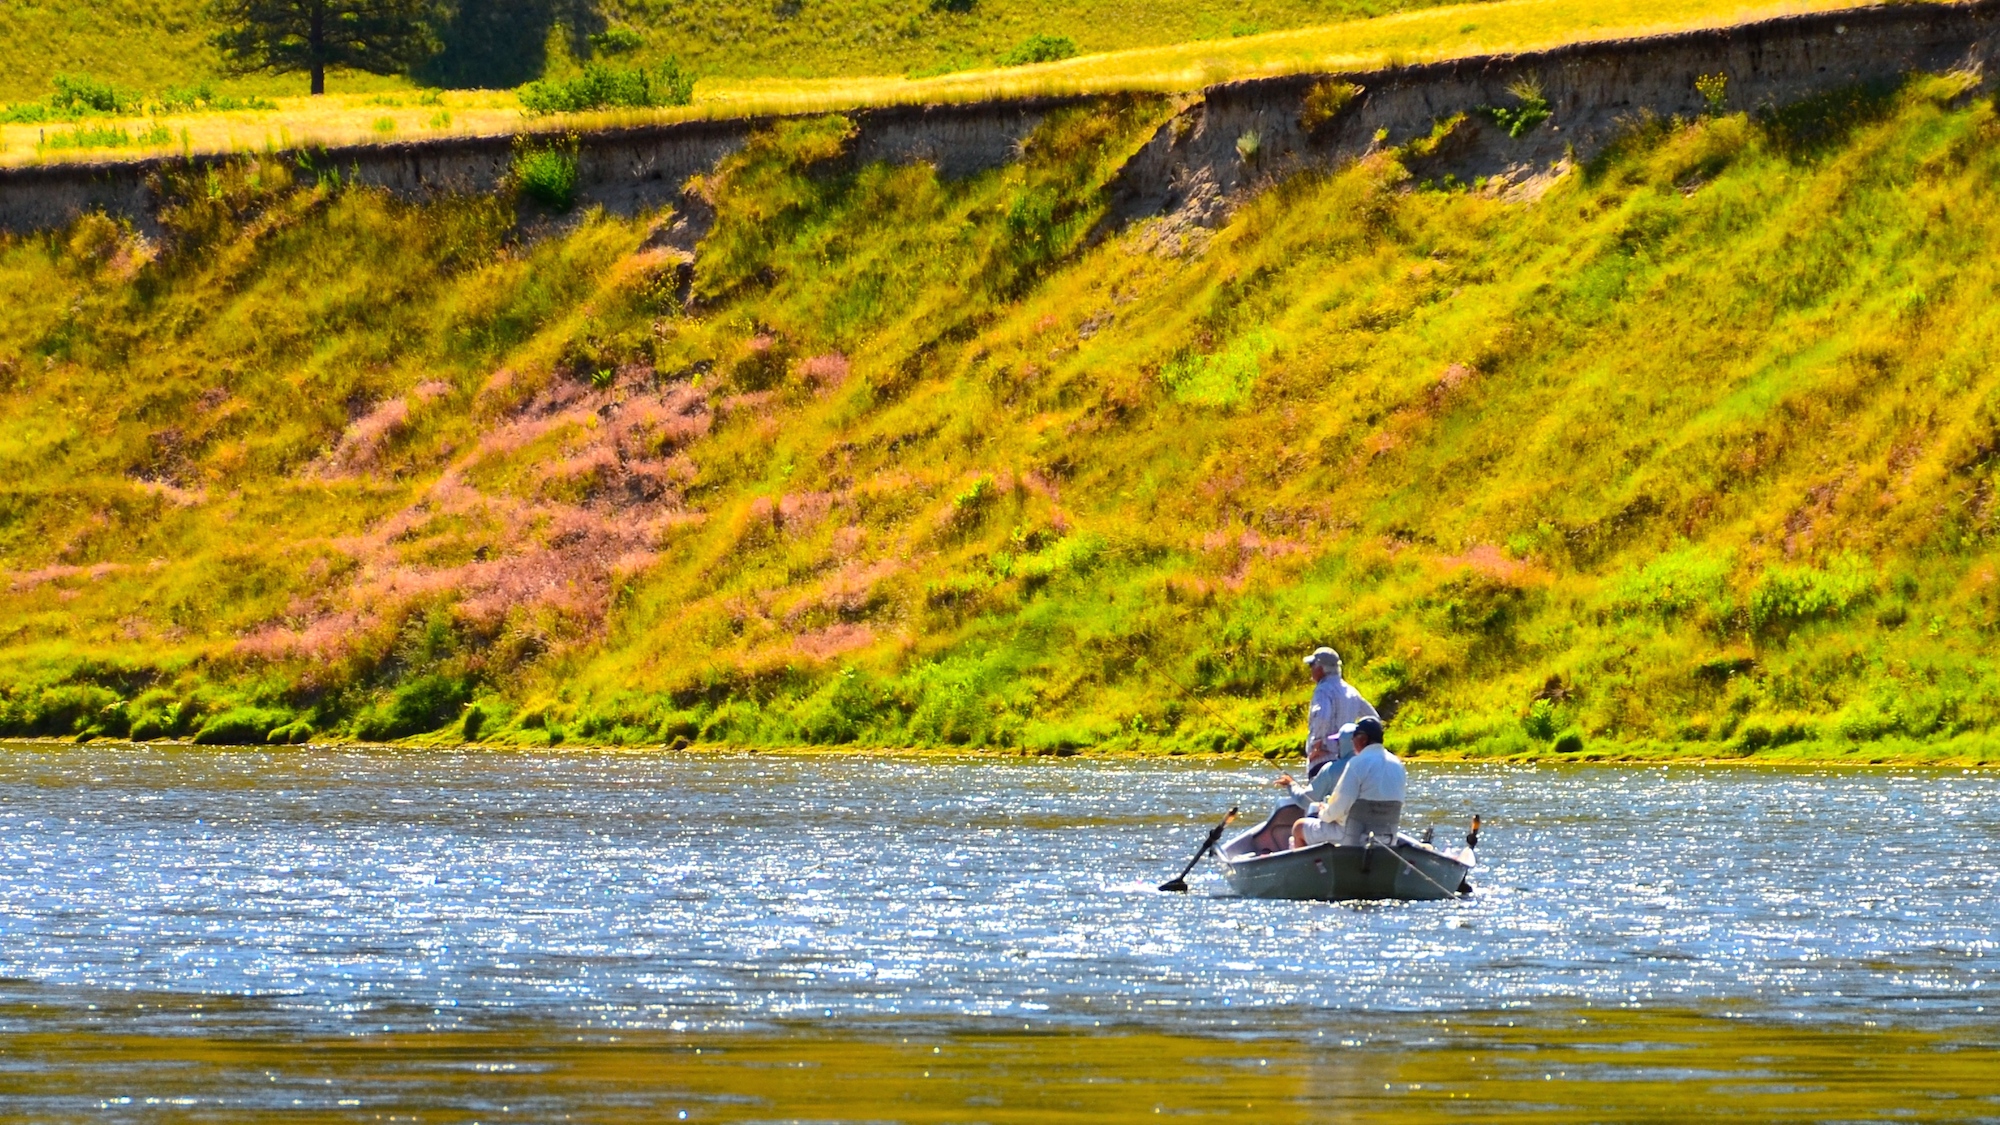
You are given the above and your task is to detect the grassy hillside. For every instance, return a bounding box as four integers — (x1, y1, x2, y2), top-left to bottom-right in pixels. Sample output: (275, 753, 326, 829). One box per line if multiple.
(3, 74, 1999, 762)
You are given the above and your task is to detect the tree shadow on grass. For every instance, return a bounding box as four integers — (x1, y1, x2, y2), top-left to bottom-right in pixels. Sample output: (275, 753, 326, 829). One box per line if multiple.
(421, 0, 607, 90)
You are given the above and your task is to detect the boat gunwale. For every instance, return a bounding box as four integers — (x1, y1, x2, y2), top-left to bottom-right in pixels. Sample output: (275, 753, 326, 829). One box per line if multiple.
(1218, 835, 1474, 874)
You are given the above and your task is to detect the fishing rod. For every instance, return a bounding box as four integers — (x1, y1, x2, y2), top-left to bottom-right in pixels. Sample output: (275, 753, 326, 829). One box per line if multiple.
(1112, 637, 1282, 892)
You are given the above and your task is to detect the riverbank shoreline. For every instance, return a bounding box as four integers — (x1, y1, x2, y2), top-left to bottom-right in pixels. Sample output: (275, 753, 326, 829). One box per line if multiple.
(10, 734, 1994, 767)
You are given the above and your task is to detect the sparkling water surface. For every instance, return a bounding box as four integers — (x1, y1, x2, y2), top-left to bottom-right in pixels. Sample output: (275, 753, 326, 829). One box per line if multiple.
(1, 744, 1995, 1033)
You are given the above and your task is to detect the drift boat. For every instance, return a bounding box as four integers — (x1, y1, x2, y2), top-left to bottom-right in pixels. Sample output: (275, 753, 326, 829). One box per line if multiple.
(1215, 803, 1477, 901)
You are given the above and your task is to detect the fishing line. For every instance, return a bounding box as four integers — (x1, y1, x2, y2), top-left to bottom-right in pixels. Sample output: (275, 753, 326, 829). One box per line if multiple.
(1109, 635, 1263, 750)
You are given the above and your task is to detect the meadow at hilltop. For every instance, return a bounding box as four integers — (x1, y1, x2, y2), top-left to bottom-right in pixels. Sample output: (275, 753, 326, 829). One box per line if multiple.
(0, 0, 1471, 101)
(1, 70, 1998, 762)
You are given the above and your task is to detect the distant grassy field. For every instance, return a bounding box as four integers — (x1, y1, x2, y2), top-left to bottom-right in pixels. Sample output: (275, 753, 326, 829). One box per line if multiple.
(0, 0, 1484, 103)
(2, 72, 1999, 762)
(0, 0, 1929, 165)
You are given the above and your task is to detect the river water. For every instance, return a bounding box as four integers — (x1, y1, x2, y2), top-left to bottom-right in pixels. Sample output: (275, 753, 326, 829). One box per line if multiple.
(2, 744, 1997, 1121)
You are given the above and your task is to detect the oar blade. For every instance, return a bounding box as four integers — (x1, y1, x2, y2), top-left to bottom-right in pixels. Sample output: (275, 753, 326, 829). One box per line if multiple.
(1157, 807, 1237, 894)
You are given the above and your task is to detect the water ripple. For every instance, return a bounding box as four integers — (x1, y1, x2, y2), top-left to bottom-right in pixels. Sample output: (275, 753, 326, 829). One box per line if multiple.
(0, 746, 1995, 1033)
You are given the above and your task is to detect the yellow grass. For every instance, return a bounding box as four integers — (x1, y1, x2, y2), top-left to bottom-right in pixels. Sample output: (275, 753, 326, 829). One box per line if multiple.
(0, 0, 1911, 167)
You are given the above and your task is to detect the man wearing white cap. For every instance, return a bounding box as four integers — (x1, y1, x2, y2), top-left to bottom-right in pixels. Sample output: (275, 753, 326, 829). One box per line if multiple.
(1300, 646, 1377, 758)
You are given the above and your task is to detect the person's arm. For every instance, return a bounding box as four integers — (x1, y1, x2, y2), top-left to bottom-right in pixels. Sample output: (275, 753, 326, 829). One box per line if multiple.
(1308, 755, 1345, 801)
(1325, 754, 1365, 824)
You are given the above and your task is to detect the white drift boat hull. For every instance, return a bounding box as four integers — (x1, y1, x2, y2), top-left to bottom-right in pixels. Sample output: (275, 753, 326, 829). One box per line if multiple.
(1215, 804, 1474, 902)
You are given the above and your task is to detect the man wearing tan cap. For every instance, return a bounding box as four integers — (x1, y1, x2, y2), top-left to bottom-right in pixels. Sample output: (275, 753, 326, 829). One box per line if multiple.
(1299, 646, 1377, 758)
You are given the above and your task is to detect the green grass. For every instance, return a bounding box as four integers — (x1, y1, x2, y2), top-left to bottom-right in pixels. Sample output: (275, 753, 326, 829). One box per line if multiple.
(0, 0, 1486, 101)
(4, 75, 2000, 761)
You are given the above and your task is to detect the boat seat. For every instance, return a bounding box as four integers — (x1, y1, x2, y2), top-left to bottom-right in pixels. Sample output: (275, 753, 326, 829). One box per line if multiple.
(1249, 803, 1304, 854)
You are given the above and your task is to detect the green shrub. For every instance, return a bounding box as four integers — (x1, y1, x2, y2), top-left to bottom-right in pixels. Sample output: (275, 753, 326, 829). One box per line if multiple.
(518, 58, 696, 114)
(794, 667, 889, 743)
(1748, 555, 1875, 632)
(1015, 532, 1108, 590)
(512, 139, 580, 210)
(1300, 80, 1363, 134)
(908, 660, 996, 744)
(192, 707, 292, 745)
(268, 720, 315, 744)
(655, 710, 701, 744)
(1551, 728, 1585, 754)
(39, 123, 172, 152)
(1161, 329, 1275, 407)
(50, 73, 138, 115)
(1, 684, 120, 737)
(1609, 546, 1732, 621)
(354, 674, 473, 741)
(1735, 720, 1772, 751)
(153, 83, 276, 114)
(1000, 34, 1077, 67)
(1477, 76, 1551, 138)
(589, 26, 646, 54)
(460, 704, 485, 741)
(1522, 697, 1565, 740)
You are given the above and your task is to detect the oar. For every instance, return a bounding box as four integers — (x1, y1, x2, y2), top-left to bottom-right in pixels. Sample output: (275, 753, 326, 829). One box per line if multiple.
(1159, 807, 1238, 893)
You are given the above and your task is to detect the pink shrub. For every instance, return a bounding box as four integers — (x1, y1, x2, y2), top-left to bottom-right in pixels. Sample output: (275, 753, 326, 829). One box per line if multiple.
(798, 352, 850, 388)
(318, 398, 409, 476)
(794, 623, 877, 660)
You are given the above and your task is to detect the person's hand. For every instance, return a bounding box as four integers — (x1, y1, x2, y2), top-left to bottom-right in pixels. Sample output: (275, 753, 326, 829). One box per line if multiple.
(1272, 774, 1295, 787)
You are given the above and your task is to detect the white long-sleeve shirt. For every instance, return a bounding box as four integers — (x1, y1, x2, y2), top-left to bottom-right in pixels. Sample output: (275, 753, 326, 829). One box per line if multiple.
(1326, 744, 1406, 824)
(1306, 676, 1378, 751)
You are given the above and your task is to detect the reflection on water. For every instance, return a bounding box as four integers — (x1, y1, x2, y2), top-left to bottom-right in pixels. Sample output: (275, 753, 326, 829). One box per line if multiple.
(1, 745, 1997, 1119)
(7, 999, 1999, 1122)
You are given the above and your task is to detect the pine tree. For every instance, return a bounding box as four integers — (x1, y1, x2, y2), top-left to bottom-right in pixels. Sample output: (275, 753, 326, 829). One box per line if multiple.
(210, 0, 442, 96)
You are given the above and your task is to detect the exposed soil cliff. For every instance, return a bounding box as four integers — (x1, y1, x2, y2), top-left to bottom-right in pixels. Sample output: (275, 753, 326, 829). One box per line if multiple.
(3, 2, 1998, 237)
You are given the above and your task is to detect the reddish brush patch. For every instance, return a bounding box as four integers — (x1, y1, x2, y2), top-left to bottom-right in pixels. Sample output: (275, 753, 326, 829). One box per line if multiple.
(1427, 362, 1475, 411)
(798, 352, 850, 389)
(317, 397, 409, 476)
(777, 491, 836, 533)
(7, 562, 122, 591)
(1199, 530, 1308, 589)
(1440, 544, 1548, 586)
(794, 622, 877, 660)
(716, 390, 776, 419)
(131, 480, 206, 507)
(243, 377, 713, 666)
(811, 556, 903, 617)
